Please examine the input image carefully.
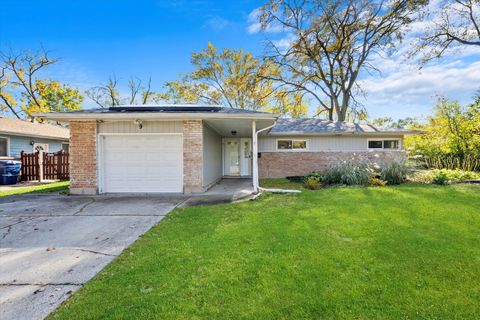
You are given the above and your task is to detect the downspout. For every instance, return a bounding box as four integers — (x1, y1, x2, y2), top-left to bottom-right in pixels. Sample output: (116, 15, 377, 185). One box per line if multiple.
(252, 120, 277, 192)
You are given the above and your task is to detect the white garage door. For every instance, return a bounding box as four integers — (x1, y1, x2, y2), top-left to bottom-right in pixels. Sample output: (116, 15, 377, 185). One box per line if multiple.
(101, 135, 183, 193)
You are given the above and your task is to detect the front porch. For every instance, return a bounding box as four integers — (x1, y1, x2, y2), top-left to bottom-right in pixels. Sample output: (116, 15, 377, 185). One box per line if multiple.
(203, 118, 275, 192)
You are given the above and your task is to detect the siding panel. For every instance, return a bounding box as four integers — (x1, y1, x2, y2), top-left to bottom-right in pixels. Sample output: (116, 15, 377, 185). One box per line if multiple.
(202, 124, 222, 187)
(98, 121, 183, 134)
(5, 135, 65, 158)
(259, 135, 404, 152)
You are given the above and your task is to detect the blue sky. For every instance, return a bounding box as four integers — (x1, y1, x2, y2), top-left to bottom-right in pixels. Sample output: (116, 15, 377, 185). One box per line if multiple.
(1, 0, 480, 120)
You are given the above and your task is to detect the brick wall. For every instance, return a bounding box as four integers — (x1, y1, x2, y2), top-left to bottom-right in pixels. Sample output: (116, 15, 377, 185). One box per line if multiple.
(69, 121, 97, 194)
(183, 120, 203, 192)
(259, 151, 407, 178)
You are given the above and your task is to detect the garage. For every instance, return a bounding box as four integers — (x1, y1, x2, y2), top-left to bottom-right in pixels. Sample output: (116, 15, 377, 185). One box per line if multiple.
(99, 134, 183, 193)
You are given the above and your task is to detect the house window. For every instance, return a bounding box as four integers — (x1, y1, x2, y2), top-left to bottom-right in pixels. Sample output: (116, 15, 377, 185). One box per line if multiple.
(368, 139, 400, 150)
(277, 139, 308, 151)
(62, 143, 69, 152)
(0, 137, 8, 156)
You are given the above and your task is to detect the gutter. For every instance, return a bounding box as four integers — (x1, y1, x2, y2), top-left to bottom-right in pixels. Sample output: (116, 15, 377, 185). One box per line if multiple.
(252, 121, 277, 192)
(32, 112, 279, 122)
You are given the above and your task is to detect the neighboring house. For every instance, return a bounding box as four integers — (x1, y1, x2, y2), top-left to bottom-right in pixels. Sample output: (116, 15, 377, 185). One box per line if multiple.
(0, 117, 70, 159)
(34, 105, 418, 195)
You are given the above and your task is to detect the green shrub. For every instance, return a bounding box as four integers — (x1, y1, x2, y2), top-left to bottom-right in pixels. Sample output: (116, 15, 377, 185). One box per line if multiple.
(409, 169, 480, 184)
(304, 177, 322, 190)
(369, 177, 387, 187)
(380, 161, 410, 185)
(432, 171, 448, 185)
(304, 171, 323, 183)
(323, 162, 371, 186)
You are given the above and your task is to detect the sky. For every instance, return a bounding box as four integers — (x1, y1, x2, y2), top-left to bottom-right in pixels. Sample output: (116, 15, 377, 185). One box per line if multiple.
(1, 0, 480, 121)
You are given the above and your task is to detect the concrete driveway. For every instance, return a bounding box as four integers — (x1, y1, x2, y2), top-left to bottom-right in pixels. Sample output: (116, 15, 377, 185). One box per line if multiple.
(0, 193, 187, 320)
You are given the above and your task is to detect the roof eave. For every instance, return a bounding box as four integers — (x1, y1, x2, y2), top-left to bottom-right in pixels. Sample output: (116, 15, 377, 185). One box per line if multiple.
(0, 130, 69, 141)
(33, 112, 280, 122)
(267, 130, 421, 136)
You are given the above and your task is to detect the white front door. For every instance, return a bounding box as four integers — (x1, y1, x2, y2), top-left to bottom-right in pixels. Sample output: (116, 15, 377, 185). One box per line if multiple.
(224, 139, 240, 176)
(239, 138, 251, 176)
(224, 138, 251, 176)
(100, 134, 183, 193)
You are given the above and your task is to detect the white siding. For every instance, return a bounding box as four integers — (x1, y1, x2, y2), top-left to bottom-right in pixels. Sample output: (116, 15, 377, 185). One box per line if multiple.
(259, 135, 404, 152)
(98, 121, 183, 134)
(202, 124, 222, 187)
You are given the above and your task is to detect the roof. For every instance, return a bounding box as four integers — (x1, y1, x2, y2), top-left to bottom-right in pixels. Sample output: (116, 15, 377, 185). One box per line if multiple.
(269, 118, 420, 135)
(33, 105, 278, 121)
(0, 117, 69, 140)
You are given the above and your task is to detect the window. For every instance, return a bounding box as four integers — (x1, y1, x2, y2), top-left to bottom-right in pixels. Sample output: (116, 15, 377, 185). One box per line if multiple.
(0, 137, 8, 156)
(62, 143, 69, 152)
(383, 140, 399, 149)
(368, 139, 400, 150)
(277, 139, 308, 151)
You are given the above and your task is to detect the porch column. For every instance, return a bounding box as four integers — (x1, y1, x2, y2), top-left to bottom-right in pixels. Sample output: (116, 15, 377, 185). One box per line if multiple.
(252, 120, 259, 192)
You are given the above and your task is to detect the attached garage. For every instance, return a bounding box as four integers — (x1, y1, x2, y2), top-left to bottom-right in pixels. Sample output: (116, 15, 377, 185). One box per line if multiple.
(99, 134, 183, 193)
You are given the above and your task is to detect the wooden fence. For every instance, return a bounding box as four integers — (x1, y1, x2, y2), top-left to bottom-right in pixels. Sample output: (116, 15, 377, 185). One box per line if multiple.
(20, 150, 69, 181)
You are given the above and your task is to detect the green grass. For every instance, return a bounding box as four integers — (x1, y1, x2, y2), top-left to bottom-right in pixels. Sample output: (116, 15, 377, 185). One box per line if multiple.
(50, 184, 480, 319)
(0, 181, 69, 197)
(260, 178, 303, 190)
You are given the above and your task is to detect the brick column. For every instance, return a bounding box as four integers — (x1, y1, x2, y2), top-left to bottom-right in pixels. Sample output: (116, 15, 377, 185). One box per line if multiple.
(183, 120, 203, 193)
(69, 121, 97, 194)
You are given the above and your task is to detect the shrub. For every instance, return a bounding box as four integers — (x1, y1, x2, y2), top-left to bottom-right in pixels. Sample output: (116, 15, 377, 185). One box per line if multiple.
(409, 169, 480, 184)
(304, 171, 323, 183)
(323, 162, 371, 186)
(369, 178, 387, 187)
(380, 161, 410, 185)
(304, 177, 322, 190)
(432, 171, 448, 185)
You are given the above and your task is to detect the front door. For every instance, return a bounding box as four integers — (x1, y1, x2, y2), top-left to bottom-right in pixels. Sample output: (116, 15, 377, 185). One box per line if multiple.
(224, 139, 240, 176)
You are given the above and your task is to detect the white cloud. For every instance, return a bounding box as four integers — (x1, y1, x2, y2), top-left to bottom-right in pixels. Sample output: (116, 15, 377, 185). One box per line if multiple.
(246, 7, 284, 34)
(203, 15, 231, 32)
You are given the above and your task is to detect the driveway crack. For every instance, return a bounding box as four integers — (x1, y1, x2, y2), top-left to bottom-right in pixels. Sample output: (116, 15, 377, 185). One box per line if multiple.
(73, 198, 96, 215)
(75, 248, 117, 257)
(1, 217, 32, 240)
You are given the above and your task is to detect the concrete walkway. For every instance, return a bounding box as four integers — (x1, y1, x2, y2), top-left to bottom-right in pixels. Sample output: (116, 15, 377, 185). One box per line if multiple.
(0, 178, 255, 320)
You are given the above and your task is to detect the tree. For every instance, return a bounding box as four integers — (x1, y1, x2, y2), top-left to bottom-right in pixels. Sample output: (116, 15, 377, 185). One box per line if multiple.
(405, 96, 480, 171)
(258, 0, 423, 121)
(85, 76, 162, 108)
(0, 48, 83, 120)
(415, 0, 480, 62)
(368, 117, 419, 129)
(165, 43, 307, 117)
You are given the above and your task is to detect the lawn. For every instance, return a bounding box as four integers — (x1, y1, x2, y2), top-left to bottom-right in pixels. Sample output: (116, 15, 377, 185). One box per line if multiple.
(49, 183, 480, 319)
(0, 181, 69, 198)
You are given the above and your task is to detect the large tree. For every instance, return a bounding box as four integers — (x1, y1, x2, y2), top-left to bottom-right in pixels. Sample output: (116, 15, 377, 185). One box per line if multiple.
(0, 49, 83, 119)
(85, 76, 159, 108)
(165, 42, 307, 117)
(415, 0, 480, 62)
(258, 0, 423, 121)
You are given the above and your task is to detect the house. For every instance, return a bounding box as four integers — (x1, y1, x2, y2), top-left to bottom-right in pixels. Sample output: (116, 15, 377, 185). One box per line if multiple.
(0, 117, 70, 159)
(34, 105, 418, 195)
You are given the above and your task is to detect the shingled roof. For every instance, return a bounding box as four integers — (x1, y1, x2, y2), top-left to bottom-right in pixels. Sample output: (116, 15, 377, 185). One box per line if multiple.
(0, 117, 69, 140)
(269, 118, 419, 135)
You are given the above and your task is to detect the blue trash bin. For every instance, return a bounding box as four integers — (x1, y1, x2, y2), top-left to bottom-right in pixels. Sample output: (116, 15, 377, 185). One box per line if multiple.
(0, 160, 22, 185)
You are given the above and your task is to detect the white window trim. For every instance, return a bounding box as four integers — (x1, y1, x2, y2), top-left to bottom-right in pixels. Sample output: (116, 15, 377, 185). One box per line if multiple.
(0, 136, 10, 157)
(275, 138, 309, 152)
(367, 138, 402, 151)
